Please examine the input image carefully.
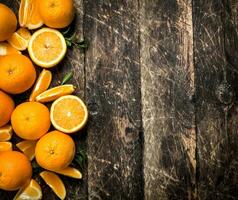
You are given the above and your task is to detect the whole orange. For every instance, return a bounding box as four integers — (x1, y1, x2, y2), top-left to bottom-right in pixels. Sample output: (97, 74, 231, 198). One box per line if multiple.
(35, 131, 75, 171)
(0, 54, 36, 94)
(0, 3, 17, 41)
(39, 0, 74, 28)
(11, 102, 51, 140)
(0, 91, 15, 127)
(0, 151, 32, 191)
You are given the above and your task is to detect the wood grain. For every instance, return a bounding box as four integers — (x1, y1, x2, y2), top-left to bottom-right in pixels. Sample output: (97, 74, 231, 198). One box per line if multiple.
(83, 0, 143, 199)
(141, 0, 196, 199)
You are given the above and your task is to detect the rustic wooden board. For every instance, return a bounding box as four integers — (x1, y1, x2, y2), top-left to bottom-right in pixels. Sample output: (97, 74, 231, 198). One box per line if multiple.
(194, 0, 238, 199)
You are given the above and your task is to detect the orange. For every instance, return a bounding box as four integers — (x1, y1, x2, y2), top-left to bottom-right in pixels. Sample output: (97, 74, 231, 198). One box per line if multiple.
(0, 42, 21, 56)
(7, 28, 31, 51)
(29, 69, 52, 102)
(39, 0, 74, 28)
(0, 125, 13, 141)
(16, 140, 37, 161)
(11, 102, 51, 140)
(36, 84, 75, 103)
(40, 171, 66, 200)
(0, 142, 12, 152)
(0, 3, 17, 41)
(0, 151, 32, 191)
(0, 54, 36, 94)
(0, 91, 15, 127)
(14, 179, 42, 200)
(54, 167, 82, 179)
(35, 131, 75, 171)
(28, 28, 67, 68)
(50, 95, 88, 133)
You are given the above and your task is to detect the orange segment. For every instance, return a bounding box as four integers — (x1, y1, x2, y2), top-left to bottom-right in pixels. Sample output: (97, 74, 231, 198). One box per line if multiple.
(36, 85, 75, 103)
(19, 0, 29, 27)
(29, 69, 52, 102)
(14, 179, 42, 200)
(28, 28, 67, 68)
(0, 42, 21, 55)
(0, 142, 12, 152)
(40, 171, 66, 200)
(16, 140, 37, 161)
(50, 95, 88, 133)
(7, 28, 31, 51)
(0, 125, 13, 142)
(54, 167, 82, 179)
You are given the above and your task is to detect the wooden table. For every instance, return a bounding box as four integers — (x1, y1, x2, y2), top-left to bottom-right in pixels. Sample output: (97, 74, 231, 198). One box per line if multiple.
(1, 0, 238, 199)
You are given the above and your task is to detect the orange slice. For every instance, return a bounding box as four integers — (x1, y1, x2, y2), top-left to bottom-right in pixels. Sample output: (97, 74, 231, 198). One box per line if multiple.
(16, 140, 37, 161)
(0, 42, 21, 55)
(7, 28, 31, 51)
(40, 171, 66, 200)
(36, 85, 75, 103)
(29, 69, 52, 102)
(19, 0, 29, 27)
(50, 95, 88, 133)
(28, 28, 67, 68)
(14, 179, 42, 200)
(54, 167, 82, 179)
(0, 125, 13, 141)
(0, 142, 12, 152)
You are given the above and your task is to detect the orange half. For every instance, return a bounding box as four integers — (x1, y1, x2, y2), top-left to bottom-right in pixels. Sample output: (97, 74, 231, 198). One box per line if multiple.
(0, 142, 12, 152)
(54, 167, 82, 179)
(0, 125, 13, 142)
(16, 140, 37, 161)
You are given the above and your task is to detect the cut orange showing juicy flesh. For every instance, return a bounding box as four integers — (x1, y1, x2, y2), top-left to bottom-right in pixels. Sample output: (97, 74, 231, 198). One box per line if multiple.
(0, 142, 12, 152)
(0, 125, 13, 142)
(0, 42, 21, 56)
(40, 171, 66, 200)
(28, 28, 67, 68)
(36, 84, 75, 103)
(50, 95, 88, 133)
(16, 140, 37, 161)
(29, 69, 52, 102)
(14, 179, 42, 200)
(54, 167, 82, 179)
(7, 28, 31, 51)
(19, 0, 43, 29)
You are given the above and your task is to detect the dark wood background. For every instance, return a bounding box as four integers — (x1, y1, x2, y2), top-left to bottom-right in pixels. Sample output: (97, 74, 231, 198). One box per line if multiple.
(1, 0, 238, 199)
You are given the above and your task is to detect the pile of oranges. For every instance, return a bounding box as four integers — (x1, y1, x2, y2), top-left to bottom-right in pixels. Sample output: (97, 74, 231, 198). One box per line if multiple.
(0, 1, 88, 199)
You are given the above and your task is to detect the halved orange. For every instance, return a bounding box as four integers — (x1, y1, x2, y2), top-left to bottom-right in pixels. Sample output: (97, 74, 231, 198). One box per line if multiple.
(54, 167, 82, 179)
(50, 95, 88, 133)
(14, 179, 42, 200)
(29, 69, 52, 102)
(36, 85, 75, 103)
(16, 140, 37, 161)
(0, 125, 13, 142)
(0, 141, 12, 152)
(40, 171, 66, 200)
(0, 42, 21, 56)
(28, 28, 67, 68)
(7, 28, 31, 50)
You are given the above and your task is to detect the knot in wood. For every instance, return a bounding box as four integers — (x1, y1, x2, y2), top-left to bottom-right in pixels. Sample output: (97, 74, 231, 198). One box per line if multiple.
(215, 82, 235, 105)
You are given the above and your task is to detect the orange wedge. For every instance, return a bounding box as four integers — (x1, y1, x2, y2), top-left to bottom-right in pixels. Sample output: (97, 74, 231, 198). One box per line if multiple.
(16, 140, 37, 161)
(28, 28, 67, 68)
(7, 28, 31, 51)
(19, 0, 43, 29)
(0, 125, 13, 141)
(54, 167, 82, 179)
(40, 171, 66, 200)
(14, 179, 42, 200)
(0, 42, 21, 55)
(0, 142, 12, 152)
(29, 69, 52, 102)
(36, 85, 75, 103)
(50, 95, 88, 133)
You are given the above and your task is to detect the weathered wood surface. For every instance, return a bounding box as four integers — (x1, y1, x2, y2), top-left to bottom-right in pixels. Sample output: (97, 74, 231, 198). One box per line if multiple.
(1, 0, 238, 199)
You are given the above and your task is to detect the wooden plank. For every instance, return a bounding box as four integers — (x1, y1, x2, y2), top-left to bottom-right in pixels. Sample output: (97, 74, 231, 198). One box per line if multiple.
(193, 0, 238, 199)
(140, 0, 196, 199)
(83, 0, 143, 199)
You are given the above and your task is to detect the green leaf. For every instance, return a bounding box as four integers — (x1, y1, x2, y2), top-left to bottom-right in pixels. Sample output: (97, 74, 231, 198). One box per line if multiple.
(73, 145, 86, 170)
(61, 26, 72, 36)
(61, 72, 74, 85)
(76, 40, 89, 51)
(66, 39, 72, 47)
